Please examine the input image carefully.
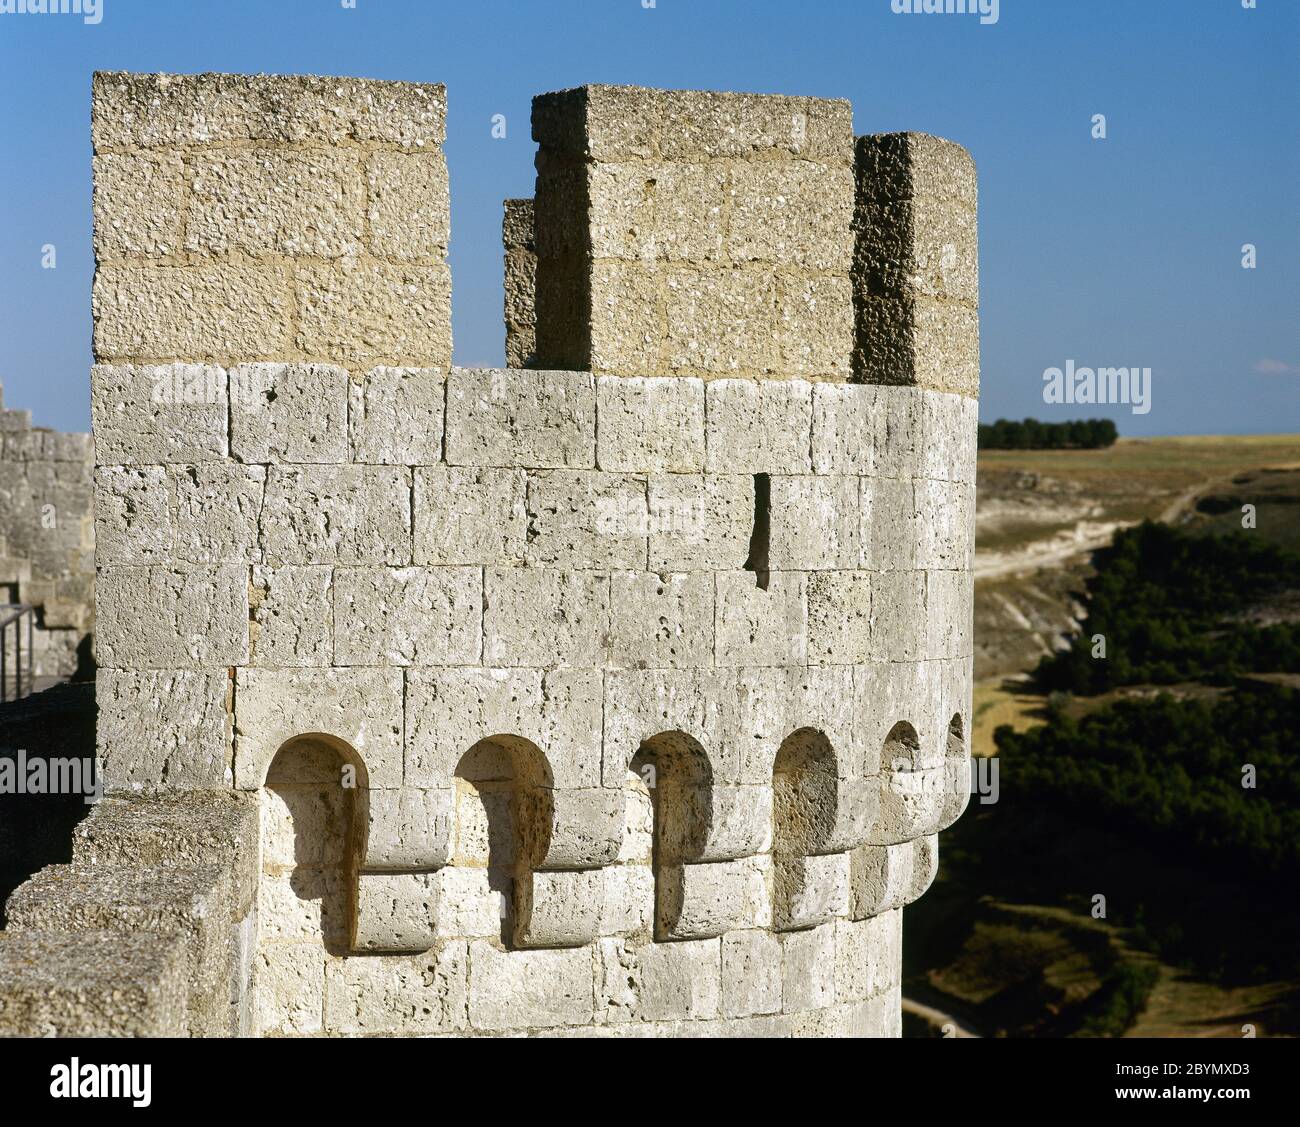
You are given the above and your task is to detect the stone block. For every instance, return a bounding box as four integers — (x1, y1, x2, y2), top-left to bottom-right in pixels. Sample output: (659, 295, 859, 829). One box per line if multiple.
(92, 263, 292, 362)
(91, 364, 228, 464)
(769, 475, 862, 571)
(349, 366, 446, 465)
(94, 465, 174, 563)
(658, 783, 772, 863)
(333, 566, 482, 666)
(294, 261, 452, 369)
(174, 463, 266, 563)
(773, 851, 850, 931)
(445, 367, 595, 469)
(925, 568, 973, 661)
(503, 197, 537, 370)
(95, 565, 248, 669)
(91, 72, 447, 152)
(596, 375, 705, 473)
(715, 571, 807, 668)
(633, 936, 721, 1022)
(353, 873, 438, 953)
(721, 929, 783, 1018)
(92, 151, 186, 260)
(96, 668, 232, 791)
(249, 565, 334, 667)
(848, 842, 913, 919)
(524, 469, 648, 569)
(234, 667, 403, 789)
(260, 464, 411, 565)
(185, 148, 366, 258)
(254, 941, 325, 1036)
(646, 473, 753, 572)
(323, 942, 468, 1035)
(658, 856, 768, 939)
(467, 941, 595, 1031)
(868, 570, 926, 662)
(781, 922, 836, 1013)
(366, 150, 450, 260)
(431, 868, 507, 940)
(514, 869, 604, 948)
(482, 568, 609, 668)
(406, 667, 603, 790)
(534, 788, 624, 870)
(414, 465, 527, 565)
(0, 930, 188, 1038)
(226, 363, 349, 463)
(811, 382, 878, 475)
(807, 571, 872, 666)
(599, 865, 655, 936)
(705, 379, 813, 474)
(608, 570, 714, 670)
(364, 787, 454, 871)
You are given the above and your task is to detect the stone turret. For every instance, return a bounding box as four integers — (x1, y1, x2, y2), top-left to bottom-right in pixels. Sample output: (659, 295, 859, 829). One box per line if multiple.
(0, 71, 978, 1038)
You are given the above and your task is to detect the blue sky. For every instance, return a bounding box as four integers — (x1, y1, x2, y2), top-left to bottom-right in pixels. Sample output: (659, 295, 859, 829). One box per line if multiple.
(0, 0, 1296, 436)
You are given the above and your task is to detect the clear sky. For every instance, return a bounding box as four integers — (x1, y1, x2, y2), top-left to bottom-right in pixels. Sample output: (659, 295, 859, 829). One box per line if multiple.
(0, 0, 1296, 436)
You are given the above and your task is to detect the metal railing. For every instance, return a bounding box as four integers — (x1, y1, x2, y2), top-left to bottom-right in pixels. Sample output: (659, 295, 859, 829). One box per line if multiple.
(1, 603, 36, 703)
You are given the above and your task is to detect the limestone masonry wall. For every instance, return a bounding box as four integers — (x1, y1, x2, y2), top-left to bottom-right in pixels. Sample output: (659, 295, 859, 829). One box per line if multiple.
(1, 71, 979, 1038)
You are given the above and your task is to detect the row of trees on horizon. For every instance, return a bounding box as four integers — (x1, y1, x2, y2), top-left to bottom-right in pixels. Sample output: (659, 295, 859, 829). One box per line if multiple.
(978, 417, 1120, 450)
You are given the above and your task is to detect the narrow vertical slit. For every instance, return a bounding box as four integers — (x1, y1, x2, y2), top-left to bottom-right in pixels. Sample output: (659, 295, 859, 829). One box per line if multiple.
(744, 472, 771, 591)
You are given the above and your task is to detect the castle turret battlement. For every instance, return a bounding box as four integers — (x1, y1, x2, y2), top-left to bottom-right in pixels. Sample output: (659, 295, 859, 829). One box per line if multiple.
(0, 71, 979, 1039)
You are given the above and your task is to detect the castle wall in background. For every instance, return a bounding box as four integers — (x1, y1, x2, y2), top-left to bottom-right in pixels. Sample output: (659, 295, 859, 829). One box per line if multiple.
(0, 384, 94, 686)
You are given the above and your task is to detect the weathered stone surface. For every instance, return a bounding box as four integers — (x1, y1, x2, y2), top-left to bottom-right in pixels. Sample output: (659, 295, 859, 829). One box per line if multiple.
(186, 148, 366, 258)
(659, 857, 768, 939)
(781, 922, 837, 1013)
(721, 929, 782, 1018)
(367, 151, 450, 260)
(97, 669, 232, 791)
(705, 379, 813, 474)
(92, 151, 186, 260)
(0, 930, 188, 1037)
(406, 666, 602, 790)
(483, 568, 609, 668)
(260, 465, 411, 566)
(596, 376, 705, 472)
(333, 566, 482, 666)
(769, 475, 862, 570)
(92, 364, 228, 463)
(323, 942, 467, 1035)
(415, 465, 527, 565)
(646, 473, 753, 572)
(249, 565, 333, 666)
(503, 198, 537, 369)
(174, 464, 265, 563)
(445, 367, 595, 468)
(468, 941, 595, 1031)
(95, 565, 248, 668)
(234, 667, 403, 789)
(229, 363, 349, 463)
(94, 465, 173, 563)
(608, 570, 714, 669)
(715, 572, 807, 668)
(349, 366, 446, 465)
(92, 72, 447, 151)
(525, 470, 647, 569)
(353, 873, 438, 953)
(364, 787, 453, 871)
(294, 261, 452, 369)
(515, 869, 604, 948)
